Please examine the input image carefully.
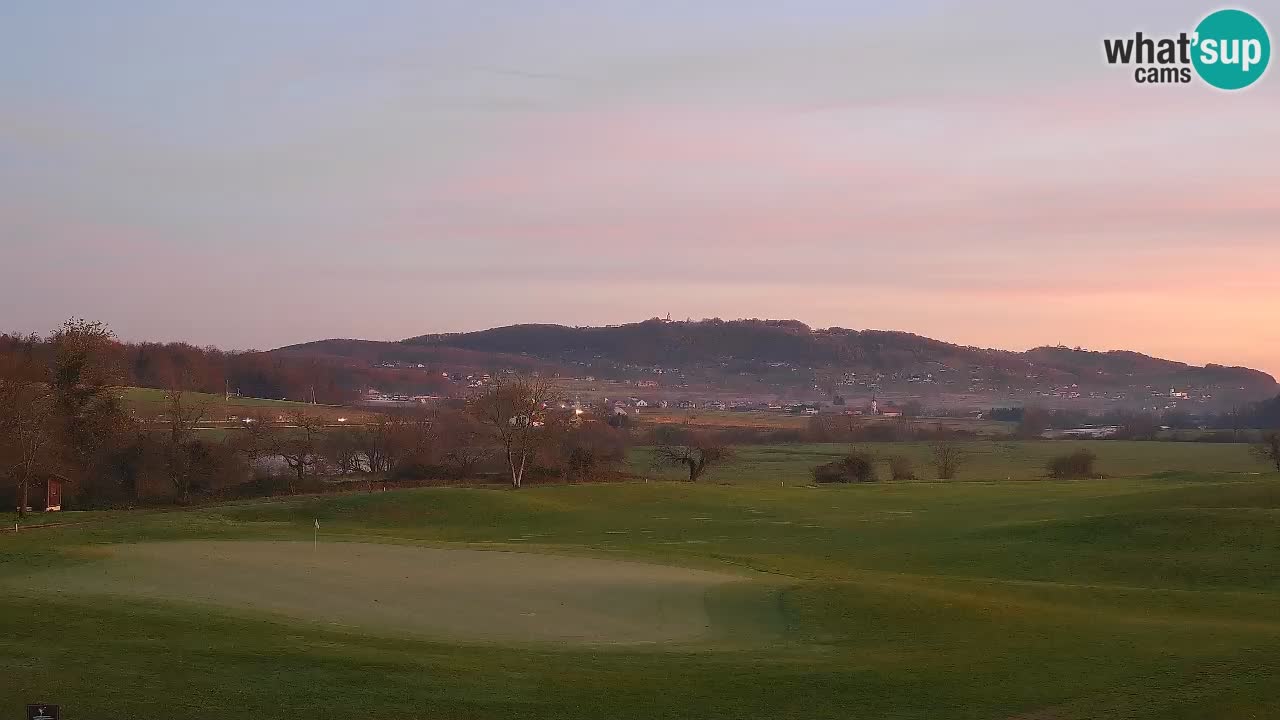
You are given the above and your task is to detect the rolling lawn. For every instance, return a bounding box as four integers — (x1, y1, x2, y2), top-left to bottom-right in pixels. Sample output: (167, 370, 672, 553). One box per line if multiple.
(2, 442, 1278, 719)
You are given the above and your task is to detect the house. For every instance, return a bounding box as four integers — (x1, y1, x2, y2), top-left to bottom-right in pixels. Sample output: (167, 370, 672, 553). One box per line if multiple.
(703, 401, 727, 411)
(634, 399, 650, 408)
(676, 400, 697, 409)
(17, 473, 67, 513)
(637, 380, 658, 388)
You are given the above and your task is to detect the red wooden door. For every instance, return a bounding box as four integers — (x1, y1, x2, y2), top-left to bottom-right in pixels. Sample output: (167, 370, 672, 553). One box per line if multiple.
(47, 480, 61, 509)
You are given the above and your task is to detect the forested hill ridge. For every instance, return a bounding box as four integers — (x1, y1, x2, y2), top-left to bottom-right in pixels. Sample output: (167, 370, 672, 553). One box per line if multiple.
(275, 318, 1276, 409)
(403, 319, 1265, 380)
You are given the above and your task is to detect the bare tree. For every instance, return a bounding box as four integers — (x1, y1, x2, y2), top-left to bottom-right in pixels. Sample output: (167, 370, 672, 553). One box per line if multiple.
(437, 410, 491, 479)
(1253, 431, 1280, 471)
(161, 384, 207, 504)
(1017, 405, 1051, 439)
(547, 416, 630, 483)
(321, 427, 363, 475)
(653, 425, 732, 482)
(387, 409, 438, 470)
(353, 415, 395, 474)
(234, 411, 276, 468)
(1113, 410, 1160, 441)
(0, 374, 57, 517)
(470, 374, 553, 488)
(930, 440, 967, 480)
(1227, 406, 1244, 442)
(276, 411, 326, 493)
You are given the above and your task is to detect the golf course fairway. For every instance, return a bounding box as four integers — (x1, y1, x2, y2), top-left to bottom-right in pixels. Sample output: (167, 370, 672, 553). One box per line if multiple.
(18, 540, 774, 644)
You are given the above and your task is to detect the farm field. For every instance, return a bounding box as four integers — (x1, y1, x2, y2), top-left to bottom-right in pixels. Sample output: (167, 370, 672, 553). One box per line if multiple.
(117, 386, 374, 424)
(635, 409, 1015, 436)
(634, 440, 1265, 484)
(2, 441, 1279, 719)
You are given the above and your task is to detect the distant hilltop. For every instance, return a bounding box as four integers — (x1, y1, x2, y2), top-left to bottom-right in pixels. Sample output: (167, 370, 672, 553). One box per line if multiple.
(273, 318, 1277, 411)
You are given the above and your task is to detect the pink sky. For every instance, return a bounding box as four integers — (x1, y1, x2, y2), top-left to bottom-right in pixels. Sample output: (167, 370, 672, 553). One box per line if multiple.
(1, 1, 1277, 376)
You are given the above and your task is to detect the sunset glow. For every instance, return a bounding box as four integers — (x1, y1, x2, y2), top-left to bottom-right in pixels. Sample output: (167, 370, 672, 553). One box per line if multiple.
(2, 1, 1276, 373)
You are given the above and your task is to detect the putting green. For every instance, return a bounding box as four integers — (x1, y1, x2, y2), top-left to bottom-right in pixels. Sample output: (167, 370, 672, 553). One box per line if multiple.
(20, 541, 771, 644)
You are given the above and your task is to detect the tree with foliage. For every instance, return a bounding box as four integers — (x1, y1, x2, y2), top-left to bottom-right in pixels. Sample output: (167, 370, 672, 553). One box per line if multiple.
(2, 321, 135, 509)
(49, 319, 131, 482)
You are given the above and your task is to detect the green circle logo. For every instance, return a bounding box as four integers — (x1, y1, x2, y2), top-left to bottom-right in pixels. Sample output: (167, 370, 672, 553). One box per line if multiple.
(1192, 9, 1271, 90)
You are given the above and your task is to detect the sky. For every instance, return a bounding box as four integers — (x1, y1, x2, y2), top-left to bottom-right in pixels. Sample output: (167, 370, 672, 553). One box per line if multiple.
(1, 1, 1278, 375)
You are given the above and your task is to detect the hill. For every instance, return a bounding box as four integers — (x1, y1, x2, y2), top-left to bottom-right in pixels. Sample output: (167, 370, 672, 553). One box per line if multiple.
(273, 318, 1276, 411)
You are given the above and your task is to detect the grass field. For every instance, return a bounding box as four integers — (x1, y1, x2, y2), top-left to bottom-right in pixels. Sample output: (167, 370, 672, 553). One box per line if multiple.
(636, 409, 1015, 436)
(3, 441, 1279, 719)
(117, 386, 373, 424)
(635, 440, 1266, 483)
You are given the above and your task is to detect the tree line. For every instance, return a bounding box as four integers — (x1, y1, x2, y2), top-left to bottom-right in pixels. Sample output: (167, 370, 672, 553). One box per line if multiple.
(989, 400, 1280, 438)
(0, 321, 649, 513)
(0, 329, 454, 406)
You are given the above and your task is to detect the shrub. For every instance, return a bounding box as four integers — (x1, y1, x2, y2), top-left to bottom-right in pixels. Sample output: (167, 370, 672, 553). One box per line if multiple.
(763, 429, 805, 444)
(812, 449, 878, 483)
(839, 449, 878, 483)
(812, 461, 846, 484)
(1253, 431, 1280, 471)
(887, 455, 917, 481)
(390, 460, 450, 481)
(1047, 449, 1099, 479)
